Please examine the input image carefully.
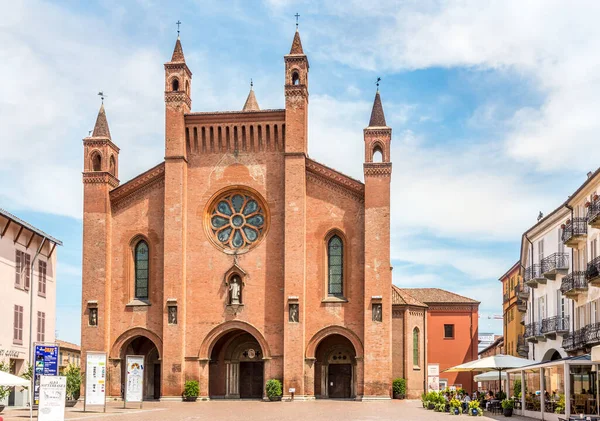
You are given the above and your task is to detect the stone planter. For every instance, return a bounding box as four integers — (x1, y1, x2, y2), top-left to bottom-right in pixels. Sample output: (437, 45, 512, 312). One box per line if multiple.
(0, 404, 5, 413)
(65, 399, 78, 408)
(503, 408, 513, 417)
(428, 402, 435, 410)
(268, 396, 282, 402)
(183, 396, 198, 402)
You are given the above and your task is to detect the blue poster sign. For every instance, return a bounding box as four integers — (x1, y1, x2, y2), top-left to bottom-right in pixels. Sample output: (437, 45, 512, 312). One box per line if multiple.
(34, 344, 59, 405)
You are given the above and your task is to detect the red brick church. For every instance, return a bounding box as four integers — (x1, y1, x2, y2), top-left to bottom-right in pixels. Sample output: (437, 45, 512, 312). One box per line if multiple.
(80, 28, 478, 401)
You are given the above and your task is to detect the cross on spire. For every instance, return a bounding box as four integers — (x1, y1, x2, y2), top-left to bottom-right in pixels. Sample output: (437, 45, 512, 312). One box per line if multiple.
(176, 20, 181, 37)
(250, 78, 253, 89)
(98, 91, 106, 103)
(295, 13, 300, 30)
(376, 77, 381, 91)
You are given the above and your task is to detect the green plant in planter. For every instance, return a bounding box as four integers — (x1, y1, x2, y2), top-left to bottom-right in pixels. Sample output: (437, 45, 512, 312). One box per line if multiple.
(496, 391, 507, 401)
(64, 364, 82, 400)
(392, 378, 406, 398)
(450, 398, 462, 415)
(265, 379, 282, 400)
(0, 361, 12, 402)
(501, 399, 514, 410)
(513, 379, 521, 398)
(469, 400, 483, 416)
(554, 394, 566, 414)
(183, 380, 199, 399)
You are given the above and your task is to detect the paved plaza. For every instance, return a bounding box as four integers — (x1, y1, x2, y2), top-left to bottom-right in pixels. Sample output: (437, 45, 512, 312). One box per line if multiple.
(0, 400, 532, 421)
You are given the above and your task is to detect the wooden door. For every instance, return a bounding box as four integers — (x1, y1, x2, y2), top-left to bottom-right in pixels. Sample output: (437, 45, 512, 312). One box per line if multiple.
(239, 362, 264, 399)
(328, 364, 352, 398)
(153, 364, 161, 400)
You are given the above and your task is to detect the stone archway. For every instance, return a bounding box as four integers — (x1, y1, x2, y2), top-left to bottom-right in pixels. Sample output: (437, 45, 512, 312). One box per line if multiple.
(109, 328, 162, 400)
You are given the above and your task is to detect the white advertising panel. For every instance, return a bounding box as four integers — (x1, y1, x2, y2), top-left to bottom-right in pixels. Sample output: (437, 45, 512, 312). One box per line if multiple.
(427, 363, 440, 392)
(125, 355, 144, 403)
(38, 375, 66, 421)
(85, 352, 107, 406)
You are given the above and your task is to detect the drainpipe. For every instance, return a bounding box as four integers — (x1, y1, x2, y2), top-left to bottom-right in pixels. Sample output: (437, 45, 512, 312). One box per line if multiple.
(526, 234, 535, 361)
(423, 306, 427, 394)
(566, 205, 575, 335)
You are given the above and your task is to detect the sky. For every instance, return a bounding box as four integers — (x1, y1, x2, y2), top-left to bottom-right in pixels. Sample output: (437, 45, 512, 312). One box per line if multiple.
(2, 0, 600, 344)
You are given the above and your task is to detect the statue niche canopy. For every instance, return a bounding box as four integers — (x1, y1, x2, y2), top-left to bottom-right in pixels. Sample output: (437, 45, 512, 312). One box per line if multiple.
(205, 188, 269, 254)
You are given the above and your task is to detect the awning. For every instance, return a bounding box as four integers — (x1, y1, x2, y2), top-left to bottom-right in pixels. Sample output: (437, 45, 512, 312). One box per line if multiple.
(0, 370, 29, 387)
(474, 371, 507, 382)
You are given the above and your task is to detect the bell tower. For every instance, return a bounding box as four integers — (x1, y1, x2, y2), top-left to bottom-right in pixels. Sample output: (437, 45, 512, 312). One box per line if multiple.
(363, 88, 393, 399)
(284, 28, 309, 154)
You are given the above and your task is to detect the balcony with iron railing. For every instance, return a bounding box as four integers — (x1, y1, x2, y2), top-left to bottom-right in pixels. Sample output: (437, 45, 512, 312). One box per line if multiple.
(586, 256, 600, 286)
(525, 322, 544, 343)
(517, 298, 527, 313)
(515, 283, 530, 299)
(524, 264, 545, 287)
(541, 252, 569, 280)
(563, 324, 600, 352)
(520, 312, 526, 326)
(517, 334, 529, 358)
(503, 291, 510, 303)
(560, 271, 587, 298)
(562, 217, 587, 247)
(541, 315, 570, 339)
(588, 198, 600, 228)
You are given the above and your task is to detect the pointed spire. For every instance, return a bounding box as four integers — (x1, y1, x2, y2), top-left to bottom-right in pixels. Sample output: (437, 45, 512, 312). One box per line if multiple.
(92, 103, 111, 138)
(242, 80, 260, 112)
(171, 37, 185, 62)
(289, 30, 304, 55)
(368, 90, 387, 127)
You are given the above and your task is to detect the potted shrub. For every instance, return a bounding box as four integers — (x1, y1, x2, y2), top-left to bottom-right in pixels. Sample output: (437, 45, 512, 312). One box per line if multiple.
(392, 378, 406, 399)
(501, 399, 514, 417)
(469, 400, 483, 416)
(449, 398, 462, 415)
(64, 364, 82, 407)
(554, 393, 565, 414)
(182, 380, 199, 402)
(265, 379, 282, 401)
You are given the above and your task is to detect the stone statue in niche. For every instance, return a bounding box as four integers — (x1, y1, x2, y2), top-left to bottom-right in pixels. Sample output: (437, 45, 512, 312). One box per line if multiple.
(168, 306, 177, 324)
(89, 308, 98, 326)
(229, 275, 242, 305)
(372, 303, 382, 322)
(289, 303, 299, 322)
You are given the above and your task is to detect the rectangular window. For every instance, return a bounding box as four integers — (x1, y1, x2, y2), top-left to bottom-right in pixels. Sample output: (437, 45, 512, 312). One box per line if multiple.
(13, 305, 23, 344)
(37, 311, 45, 342)
(444, 324, 455, 338)
(538, 240, 544, 263)
(38, 260, 47, 297)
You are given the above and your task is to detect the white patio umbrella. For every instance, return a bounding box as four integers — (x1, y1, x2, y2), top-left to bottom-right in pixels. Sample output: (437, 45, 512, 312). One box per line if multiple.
(474, 371, 507, 382)
(0, 371, 32, 420)
(444, 354, 533, 394)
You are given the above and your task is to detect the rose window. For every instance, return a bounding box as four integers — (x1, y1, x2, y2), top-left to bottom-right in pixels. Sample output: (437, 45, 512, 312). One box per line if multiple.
(207, 190, 268, 253)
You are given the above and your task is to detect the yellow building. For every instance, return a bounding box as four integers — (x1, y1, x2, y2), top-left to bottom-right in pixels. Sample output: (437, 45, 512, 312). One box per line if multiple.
(500, 261, 528, 358)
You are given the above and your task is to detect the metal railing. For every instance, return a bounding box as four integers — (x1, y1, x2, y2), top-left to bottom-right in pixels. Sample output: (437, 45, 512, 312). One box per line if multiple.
(524, 264, 542, 282)
(586, 256, 600, 281)
(588, 199, 600, 225)
(541, 252, 569, 274)
(503, 292, 510, 302)
(515, 283, 530, 297)
(517, 334, 529, 356)
(541, 315, 570, 334)
(562, 217, 588, 243)
(560, 271, 587, 294)
(525, 322, 541, 338)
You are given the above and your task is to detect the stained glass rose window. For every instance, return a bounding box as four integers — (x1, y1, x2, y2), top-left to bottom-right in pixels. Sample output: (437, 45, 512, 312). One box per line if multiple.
(207, 189, 268, 253)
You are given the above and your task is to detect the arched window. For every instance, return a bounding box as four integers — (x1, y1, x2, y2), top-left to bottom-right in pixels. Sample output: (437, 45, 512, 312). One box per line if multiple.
(328, 235, 343, 296)
(292, 71, 300, 85)
(92, 153, 102, 171)
(372, 145, 383, 163)
(413, 327, 420, 367)
(109, 155, 116, 176)
(172, 78, 179, 92)
(186, 80, 190, 95)
(134, 240, 149, 299)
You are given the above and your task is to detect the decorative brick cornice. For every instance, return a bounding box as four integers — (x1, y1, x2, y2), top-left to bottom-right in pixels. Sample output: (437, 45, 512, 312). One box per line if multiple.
(285, 85, 308, 98)
(306, 158, 364, 202)
(110, 162, 165, 206)
(164, 62, 192, 77)
(165, 91, 192, 108)
(284, 55, 308, 63)
(364, 128, 392, 136)
(82, 137, 120, 152)
(428, 304, 478, 312)
(364, 163, 392, 177)
(82, 172, 120, 188)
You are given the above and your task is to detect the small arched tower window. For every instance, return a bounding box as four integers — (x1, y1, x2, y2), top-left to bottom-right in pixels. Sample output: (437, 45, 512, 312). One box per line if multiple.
(291, 71, 300, 85)
(372, 145, 383, 163)
(186, 80, 190, 95)
(134, 240, 149, 300)
(328, 235, 343, 296)
(109, 155, 116, 176)
(92, 152, 102, 172)
(172, 78, 179, 92)
(413, 327, 420, 367)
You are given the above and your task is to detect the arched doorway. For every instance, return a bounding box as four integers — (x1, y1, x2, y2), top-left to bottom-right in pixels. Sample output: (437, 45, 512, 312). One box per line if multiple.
(209, 330, 264, 399)
(543, 348, 564, 362)
(120, 336, 161, 400)
(314, 334, 357, 399)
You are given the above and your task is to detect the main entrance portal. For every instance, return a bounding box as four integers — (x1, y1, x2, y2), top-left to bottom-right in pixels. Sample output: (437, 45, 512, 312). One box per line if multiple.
(314, 334, 357, 399)
(209, 330, 264, 399)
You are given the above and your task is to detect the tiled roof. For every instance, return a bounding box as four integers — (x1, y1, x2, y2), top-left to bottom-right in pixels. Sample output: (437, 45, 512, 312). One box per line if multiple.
(242, 88, 260, 112)
(396, 288, 479, 305)
(0, 208, 62, 246)
(56, 339, 80, 351)
(290, 30, 304, 54)
(368, 91, 387, 127)
(92, 103, 111, 139)
(171, 37, 185, 62)
(391, 285, 427, 307)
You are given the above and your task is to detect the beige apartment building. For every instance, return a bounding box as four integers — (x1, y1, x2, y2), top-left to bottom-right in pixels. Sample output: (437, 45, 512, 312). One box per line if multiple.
(0, 209, 61, 407)
(57, 339, 81, 373)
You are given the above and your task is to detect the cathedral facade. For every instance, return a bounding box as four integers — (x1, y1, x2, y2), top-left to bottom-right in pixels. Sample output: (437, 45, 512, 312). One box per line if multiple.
(81, 29, 398, 401)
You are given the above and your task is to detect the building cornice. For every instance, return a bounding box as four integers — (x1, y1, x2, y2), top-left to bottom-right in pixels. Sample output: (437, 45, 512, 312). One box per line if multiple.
(82, 172, 120, 188)
(82, 137, 120, 152)
(363, 162, 392, 177)
(306, 158, 365, 202)
(109, 162, 165, 206)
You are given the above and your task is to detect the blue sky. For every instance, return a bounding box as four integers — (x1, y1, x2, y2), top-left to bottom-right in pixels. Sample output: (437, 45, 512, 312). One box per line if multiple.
(3, 0, 600, 344)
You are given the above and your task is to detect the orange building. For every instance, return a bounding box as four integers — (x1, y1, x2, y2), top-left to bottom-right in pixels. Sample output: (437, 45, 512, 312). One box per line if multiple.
(499, 261, 527, 358)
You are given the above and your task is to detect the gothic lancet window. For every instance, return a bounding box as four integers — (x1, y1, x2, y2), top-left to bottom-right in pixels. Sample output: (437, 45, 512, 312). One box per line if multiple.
(413, 327, 420, 367)
(328, 235, 343, 296)
(134, 240, 149, 299)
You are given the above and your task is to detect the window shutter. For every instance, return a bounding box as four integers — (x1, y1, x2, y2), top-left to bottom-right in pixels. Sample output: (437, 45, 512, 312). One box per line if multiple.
(15, 250, 21, 287)
(24, 253, 30, 290)
(13, 306, 18, 341)
(42, 312, 45, 342)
